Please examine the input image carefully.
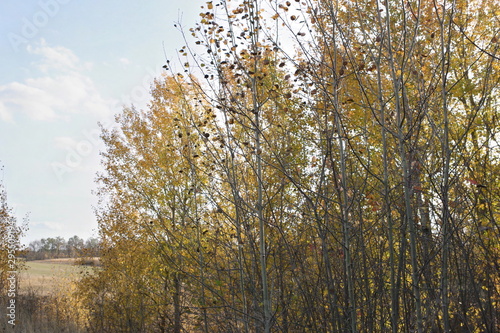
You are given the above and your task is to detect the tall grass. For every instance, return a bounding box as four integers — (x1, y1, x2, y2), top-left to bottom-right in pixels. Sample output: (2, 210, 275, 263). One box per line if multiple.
(0, 288, 87, 333)
(0, 259, 95, 332)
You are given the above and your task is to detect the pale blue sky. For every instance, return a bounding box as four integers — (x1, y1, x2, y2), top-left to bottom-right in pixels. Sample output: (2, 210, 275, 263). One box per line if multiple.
(0, 0, 200, 244)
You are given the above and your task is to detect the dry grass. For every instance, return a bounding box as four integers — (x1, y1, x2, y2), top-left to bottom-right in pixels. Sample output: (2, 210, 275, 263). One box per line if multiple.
(0, 259, 97, 332)
(0, 292, 88, 332)
(19, 258, 97, 296)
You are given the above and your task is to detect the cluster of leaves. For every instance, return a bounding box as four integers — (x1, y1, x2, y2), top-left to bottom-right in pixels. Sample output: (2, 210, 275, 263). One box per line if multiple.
(77, 0, 499, 332)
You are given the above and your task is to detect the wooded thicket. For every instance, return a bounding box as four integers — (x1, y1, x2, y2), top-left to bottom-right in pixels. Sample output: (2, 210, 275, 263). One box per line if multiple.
(77, 0, 500, 332)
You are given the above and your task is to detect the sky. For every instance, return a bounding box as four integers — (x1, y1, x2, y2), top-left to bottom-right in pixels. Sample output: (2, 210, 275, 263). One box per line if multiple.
(0, 0, 201, 245)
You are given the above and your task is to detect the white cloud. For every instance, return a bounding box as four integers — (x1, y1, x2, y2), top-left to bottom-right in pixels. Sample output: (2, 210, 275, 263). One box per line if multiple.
(0, 103, 14, 122)
(27, 39, 87, 73)
(119, 57, 131, 65)
(0, 81, 58, 120)
(0, 41, 112, 122)
(31, 220, 64, 232)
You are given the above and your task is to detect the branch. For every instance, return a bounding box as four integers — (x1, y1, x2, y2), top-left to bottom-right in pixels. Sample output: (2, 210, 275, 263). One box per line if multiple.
(454, 21, 500, 60)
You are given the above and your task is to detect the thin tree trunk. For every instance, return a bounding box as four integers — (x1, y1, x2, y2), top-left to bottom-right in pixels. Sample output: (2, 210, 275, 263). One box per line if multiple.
(173, 272, 182, 333)
(255, 103, 271, 333)
(373, 11, 399, 327)
(334, 111, 357, 333)
(437, 1, 452, 330)
(248, 1, 271, 330)
(383, 1, 423, 331)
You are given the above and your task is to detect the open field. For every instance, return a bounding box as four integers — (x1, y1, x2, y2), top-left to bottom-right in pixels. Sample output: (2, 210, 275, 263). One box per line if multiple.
(19, 258, 97, 295)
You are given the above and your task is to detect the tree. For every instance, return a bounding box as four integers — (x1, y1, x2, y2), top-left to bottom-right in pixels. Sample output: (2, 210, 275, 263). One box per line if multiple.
(0, 176, 25, 294)
(76, 0, 500, 331)
(67, 235, 85, 257)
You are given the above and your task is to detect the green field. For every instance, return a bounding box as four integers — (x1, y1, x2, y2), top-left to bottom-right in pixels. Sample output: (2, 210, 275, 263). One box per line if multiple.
(19, 259, 96, 295)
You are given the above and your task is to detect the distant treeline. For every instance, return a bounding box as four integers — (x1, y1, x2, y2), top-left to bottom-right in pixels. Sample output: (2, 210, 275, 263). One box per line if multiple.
(23, 235, 100, 260)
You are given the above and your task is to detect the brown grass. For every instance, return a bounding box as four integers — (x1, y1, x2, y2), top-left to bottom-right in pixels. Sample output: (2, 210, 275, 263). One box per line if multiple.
(0, 258, 96, 332)
(19, 258, 97, 296)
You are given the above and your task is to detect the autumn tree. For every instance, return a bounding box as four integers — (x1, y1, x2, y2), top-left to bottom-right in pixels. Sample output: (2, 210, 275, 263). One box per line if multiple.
(267, 0, 500, 331)
(0, 176, 25, 296)
(77, 0, 499, 332)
